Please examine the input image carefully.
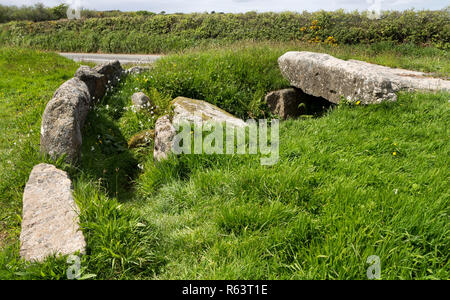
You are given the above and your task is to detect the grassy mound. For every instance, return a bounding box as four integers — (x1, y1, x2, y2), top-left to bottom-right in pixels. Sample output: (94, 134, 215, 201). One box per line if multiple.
(0, 43, 448, 279)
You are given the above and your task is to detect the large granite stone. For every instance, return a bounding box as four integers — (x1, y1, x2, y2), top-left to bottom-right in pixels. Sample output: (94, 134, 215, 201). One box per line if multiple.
(20, 164, 86, 262)
(40, 78, 91, 164)
(278, 51, 450, 104)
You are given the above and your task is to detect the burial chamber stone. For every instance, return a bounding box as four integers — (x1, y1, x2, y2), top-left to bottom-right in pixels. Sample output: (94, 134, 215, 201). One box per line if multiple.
(171, 97, 247, 128)
(42, 60, 124, 164)
(40, 78, 91, 164)
(154, 97, 248, 162)
(278, 51, 450, 105)
(20, 163, 86, 262)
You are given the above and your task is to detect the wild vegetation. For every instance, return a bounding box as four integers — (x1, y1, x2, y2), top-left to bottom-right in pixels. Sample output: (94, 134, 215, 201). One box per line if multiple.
(0, 41, 448, 279)
(0, 3, 69, 23)
(0, 3, 134, 24)
(0, 9, 449, 53)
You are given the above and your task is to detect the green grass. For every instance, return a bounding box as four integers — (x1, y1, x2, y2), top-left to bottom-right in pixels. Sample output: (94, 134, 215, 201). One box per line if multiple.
(0, 43, 449, 279)
(0, 48, 162, 279)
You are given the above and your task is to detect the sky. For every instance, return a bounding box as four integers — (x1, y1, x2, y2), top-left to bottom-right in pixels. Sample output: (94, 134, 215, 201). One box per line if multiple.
(0, 0, 448, 13)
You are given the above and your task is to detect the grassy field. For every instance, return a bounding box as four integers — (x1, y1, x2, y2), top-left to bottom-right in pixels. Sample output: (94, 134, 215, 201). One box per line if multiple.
(1, 10, 449, 54)
(0, 42, 448, 279)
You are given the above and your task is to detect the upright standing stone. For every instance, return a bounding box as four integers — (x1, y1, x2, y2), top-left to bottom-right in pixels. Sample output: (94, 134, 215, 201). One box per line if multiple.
(265, 88, 304, 119)
(93, 60, 123, 86)
(74, 65, 107, 101)
(154, 115, 176, 162)
(20, 164, 86, 262)
(40, 78, 91, 164)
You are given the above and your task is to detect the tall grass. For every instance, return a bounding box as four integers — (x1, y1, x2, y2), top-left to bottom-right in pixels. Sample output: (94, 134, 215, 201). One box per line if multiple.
(0, 44, 448, 279)
(92, 44, 449, 279)
(0, 48, 162, 279)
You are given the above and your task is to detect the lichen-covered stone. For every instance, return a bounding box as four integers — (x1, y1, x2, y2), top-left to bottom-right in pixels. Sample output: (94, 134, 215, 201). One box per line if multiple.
(265, 88, 305, 119)
(40, 78, 91, 163)
(128, 129, 155, 149)
(74, 65, 107, 101)
(131, 92, 152, 111)
(171, 97, 247, 128)
(20, 164, 86, 262)
(93, 60, 123, 86)
(154, 115, 176, 162)
(278, 51, 450, 104)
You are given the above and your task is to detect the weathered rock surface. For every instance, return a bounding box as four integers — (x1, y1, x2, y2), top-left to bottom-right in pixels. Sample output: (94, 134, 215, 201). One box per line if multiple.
(40, 78, 91, 163)
(279, 51, 450, 104)
(20, 164, 86, 262)
(171, 97, 247, 128)
(154, 115, 176, 161)
(93, 60, 123, 86)
(131, 92, 151, 111)
(265, 88, 304, 119)
(74, 65, 107, 101)
(128, 129, 155, 149)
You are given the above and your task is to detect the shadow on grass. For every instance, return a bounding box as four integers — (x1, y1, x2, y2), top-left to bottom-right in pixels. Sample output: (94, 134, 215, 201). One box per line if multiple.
(78, 110, 139, 202)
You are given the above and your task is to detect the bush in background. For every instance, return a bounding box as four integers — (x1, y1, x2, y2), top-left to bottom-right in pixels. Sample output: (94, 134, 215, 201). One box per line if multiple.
(0, 9, 448, 52)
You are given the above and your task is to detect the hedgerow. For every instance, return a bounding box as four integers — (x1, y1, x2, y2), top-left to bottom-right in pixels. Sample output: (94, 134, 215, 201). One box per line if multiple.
(1, 10, 448, 53)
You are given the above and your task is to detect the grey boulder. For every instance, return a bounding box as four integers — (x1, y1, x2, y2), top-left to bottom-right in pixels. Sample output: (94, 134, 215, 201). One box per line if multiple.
(126, 66, 151, 75)
(278, 51, 450, 104)
(20, 164, 86, 262)
(40, 77, 91, 164)
(171, 97, 247, 128)
(74, 65, 107, 101)
(154, 115, 176, 162)
(93, 60, 123, 86)
(132, 92, 152, 111)
(265, 88, 304, 119)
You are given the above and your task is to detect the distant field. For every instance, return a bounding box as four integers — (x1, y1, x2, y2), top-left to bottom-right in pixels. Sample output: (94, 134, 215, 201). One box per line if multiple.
(0, 42, 448, 279)
(0, 10, 449, 54)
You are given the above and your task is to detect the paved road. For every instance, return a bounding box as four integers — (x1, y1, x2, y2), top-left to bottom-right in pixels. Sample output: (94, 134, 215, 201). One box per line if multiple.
(59, 53, 162, 65)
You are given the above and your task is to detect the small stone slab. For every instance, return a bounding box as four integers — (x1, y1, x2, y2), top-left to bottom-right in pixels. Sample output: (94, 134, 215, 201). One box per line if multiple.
(126, 66, 151, 75)
(20, 164, 86, 262)
(154, 115, 176, 162)
(128, 129, 155, 149)
(74, 65, 107, 101)
(171, 97, 247, 128)
(132, 92, 152, 111)
(265, 88, 304, 119)
(93, 60, 123, 86)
